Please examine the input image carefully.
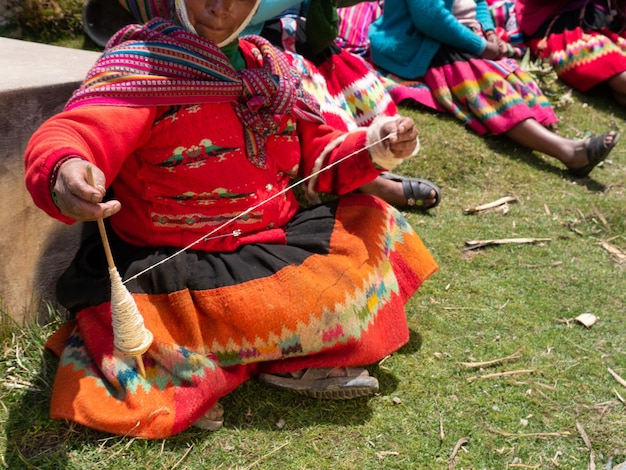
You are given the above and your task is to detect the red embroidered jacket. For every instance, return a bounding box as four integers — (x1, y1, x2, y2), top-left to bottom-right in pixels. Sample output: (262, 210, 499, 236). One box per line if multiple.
(25, 97, 385, 252)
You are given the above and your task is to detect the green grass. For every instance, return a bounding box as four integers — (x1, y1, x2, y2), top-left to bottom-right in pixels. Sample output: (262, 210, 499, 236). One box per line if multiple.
(1, 42, 625, 468)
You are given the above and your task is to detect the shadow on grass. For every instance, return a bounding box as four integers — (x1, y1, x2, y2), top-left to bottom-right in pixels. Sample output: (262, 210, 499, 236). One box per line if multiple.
(204, 330, 424, 432)
(400, 93, 623, 193)
(397, 328, 423, 356)
(2, 351, 206, 467)
(218, 380, 377, 431)
(577, 83, 626, 120)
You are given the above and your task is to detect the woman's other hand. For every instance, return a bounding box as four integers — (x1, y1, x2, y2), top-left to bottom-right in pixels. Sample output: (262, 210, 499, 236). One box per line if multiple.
(381, 117, 420, 159)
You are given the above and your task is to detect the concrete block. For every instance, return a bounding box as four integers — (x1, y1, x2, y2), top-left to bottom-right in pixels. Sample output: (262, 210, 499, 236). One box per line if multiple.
(0, 38, 100, 324)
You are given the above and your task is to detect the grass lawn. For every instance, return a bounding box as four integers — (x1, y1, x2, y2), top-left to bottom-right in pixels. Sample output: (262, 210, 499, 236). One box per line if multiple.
(0, 41, 624, 468)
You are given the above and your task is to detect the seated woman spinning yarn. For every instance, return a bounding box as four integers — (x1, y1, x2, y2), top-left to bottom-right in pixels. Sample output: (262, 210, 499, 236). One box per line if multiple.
(24, 0, 438, 438)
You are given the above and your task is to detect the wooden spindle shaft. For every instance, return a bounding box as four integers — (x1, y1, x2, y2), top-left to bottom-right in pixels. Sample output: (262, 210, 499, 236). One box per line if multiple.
(86, 164, 151, 378)
(86, 165, 115, 269)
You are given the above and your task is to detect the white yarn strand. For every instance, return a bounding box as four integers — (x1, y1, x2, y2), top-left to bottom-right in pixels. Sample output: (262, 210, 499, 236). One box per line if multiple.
(86, 164, 153, 377)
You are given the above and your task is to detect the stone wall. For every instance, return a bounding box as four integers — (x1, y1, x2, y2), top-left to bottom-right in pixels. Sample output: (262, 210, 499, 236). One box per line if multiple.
(0, 84, 83, 324)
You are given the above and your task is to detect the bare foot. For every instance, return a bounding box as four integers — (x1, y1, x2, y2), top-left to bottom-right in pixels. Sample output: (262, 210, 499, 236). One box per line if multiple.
(193, 403, 224, 431)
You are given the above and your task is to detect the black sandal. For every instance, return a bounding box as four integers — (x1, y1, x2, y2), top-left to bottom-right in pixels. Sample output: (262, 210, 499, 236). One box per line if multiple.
(379, 172, 441, 210)
(568, 131, 620, 178)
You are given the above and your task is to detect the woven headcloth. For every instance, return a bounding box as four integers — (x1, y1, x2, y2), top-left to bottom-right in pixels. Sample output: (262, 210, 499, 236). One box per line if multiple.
(65, 18, 323, 167)
(118, 0, 260, 47)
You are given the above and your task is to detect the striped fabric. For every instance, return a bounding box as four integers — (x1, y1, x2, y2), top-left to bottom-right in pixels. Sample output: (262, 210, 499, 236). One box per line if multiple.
(264, 16, 397, 131)
(421, 54, 556, 135)
(65, 19, 322, 167)
(542, 27, 626, 91)
(376, 48, 557, 136)
(285, 46, 397, 131)
(487, 0, 527, 58)
(525, 3, 626, 93)
(335, 1, 382, 57)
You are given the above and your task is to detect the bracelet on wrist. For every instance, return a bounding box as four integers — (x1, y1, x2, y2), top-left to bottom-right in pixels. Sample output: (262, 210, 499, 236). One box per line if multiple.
(49, 155, 80, 208)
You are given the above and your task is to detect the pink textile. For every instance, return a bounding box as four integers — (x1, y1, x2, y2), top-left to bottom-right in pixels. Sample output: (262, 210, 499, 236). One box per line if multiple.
(335, 1, 382, 56)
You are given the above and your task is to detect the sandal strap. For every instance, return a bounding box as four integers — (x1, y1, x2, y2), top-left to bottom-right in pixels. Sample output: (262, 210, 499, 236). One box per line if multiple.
(569, 131, 620, 178)
(300, 366, 369, 380)
(380, 172, 441, 209)
(401, 178, 436, 207)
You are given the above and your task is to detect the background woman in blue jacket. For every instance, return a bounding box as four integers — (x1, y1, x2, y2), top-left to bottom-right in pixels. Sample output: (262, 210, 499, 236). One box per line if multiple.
(369, 0, 619, 178)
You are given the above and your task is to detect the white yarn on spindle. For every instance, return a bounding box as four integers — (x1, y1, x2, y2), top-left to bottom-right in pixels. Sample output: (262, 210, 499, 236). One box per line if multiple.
(109, 267, 153, 356)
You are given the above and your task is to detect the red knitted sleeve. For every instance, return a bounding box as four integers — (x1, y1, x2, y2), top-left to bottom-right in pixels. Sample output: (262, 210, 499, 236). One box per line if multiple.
(24, 105, 156, 224)
(296, 120, 380, 196)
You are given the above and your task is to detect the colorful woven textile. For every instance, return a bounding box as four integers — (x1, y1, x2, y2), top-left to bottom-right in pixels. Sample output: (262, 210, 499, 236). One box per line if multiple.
(335, 1, 382, 57)
(118, 0, 174, 23)
(263, 16, 397, 131)
(542, 28, 626, 91)
(47, 195, 438, 438)
(289, 47, 397, 130)
(66, 19, 322, 167)
(333, 0, 544, 126)
(375, 73, 445, 114)
(525, 5, 626, 92)
(39, 0, 439, 440)
(376, 48, 557, 136)
(486, 0, 528, 58)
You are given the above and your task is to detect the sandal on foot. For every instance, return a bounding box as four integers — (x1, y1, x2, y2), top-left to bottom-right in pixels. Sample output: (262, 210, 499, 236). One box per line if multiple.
(259, 367, 379, 400)
(193, 402, 224, 431)
(569, 131, 620, 178)
(379, 172, 441, 210)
